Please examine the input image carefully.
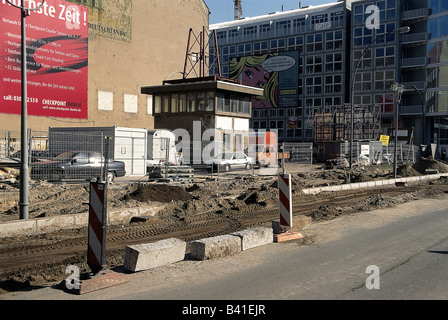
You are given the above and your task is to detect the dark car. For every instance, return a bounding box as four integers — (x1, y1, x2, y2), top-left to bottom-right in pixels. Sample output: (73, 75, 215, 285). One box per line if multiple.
(31, 151, 126, 182)
(10, 150, 55, 163)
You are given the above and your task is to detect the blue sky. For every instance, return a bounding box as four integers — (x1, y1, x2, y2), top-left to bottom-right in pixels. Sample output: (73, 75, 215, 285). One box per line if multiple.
(205, 0, 336, 24)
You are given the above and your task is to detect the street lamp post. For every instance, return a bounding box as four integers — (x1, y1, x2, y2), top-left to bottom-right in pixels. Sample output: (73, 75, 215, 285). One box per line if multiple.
(5, 0, 46, 220)
(412, 85, 426, 146)
(350, 26, 410, 169)
(391, 82, 405, 179)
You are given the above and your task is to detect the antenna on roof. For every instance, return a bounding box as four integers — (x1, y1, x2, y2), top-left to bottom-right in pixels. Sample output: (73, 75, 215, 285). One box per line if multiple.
(234, 0, 243, 20)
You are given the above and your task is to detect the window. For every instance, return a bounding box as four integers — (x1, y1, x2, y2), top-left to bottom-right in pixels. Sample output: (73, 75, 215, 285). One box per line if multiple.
(324, 96, 342, 107)
(375, 70, 395, 91)
(206, 92, 215, 112)
(353, 49, 372, 69)
(259, 23, 271, 37)
(276, 20, 290, 35)
(154, 95, 161, 114)
(292, 18, 306, 32)
(238, 43, 252, 57)
(306, 33, 323, 53)
(325, 30, 343, 51)
(375, 23, 396, 44)
(311, 14, 328, 25)
(354, 71, 372, 92)
(375, 47, 395, 67)
(353, 27, 372, 47)
(331, 11, 344, 27)
(179, 94, 187, 112)
(325, 52, 343, 72)
(306, 55, 322, 74)
(375, 93, 394, 113)
(187, 93, 195, 112)
(306, 77, 322, 95)
(243, 26, 257, 40)
(161, 95, 169, 113)
(229, 28, 239, 40)
(254, 41, 268, 55)
(287, 36, 303, 52)
(324, 74, 342, 94)
(270, 39, 286, 53)
(171, 94, 179, 113)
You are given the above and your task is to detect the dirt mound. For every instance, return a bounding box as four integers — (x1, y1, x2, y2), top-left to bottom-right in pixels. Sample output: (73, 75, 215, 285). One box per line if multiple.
(397, 164, 421, 177)
(412, 158, 448, 174)
(124, 184, 193, 203)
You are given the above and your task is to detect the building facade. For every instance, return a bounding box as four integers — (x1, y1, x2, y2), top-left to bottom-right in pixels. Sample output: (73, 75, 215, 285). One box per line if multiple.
(210, 0, 448, 157)
(0, 0, 209, 132)
(210, 2, 352, 143)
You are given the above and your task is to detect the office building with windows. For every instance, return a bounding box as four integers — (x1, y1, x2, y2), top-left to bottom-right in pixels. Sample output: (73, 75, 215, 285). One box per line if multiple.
(210, 1, 352, 143)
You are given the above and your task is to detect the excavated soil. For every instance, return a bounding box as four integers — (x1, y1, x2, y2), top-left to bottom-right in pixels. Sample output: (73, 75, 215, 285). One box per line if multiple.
(1, 158, 448, 295)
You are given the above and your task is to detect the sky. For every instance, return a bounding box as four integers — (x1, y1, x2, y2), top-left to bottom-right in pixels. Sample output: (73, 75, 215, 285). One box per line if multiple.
(205, 0, 336, 25)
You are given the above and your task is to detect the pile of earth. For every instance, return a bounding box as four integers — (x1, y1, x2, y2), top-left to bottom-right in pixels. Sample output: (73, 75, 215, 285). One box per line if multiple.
(123, 184, 193, 203)
(412, 157, 448, 174)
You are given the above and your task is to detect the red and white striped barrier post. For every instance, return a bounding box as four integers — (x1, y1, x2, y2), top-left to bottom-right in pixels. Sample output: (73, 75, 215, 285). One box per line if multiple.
(87, 181, 107, 275)
(278, 173, 292, 229)
(274, 173, 303, 242)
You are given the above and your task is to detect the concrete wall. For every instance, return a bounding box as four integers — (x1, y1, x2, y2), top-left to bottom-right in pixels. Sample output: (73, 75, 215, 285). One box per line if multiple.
(0, 0, 209, 131)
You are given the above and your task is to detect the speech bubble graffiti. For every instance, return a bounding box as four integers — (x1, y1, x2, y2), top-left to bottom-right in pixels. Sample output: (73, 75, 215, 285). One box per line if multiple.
(262, 55, 296, 72)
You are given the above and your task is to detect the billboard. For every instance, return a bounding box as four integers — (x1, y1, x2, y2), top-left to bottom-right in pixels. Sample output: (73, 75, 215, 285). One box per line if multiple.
(1, 0, 89, 119)
(229, 51, 299, 110)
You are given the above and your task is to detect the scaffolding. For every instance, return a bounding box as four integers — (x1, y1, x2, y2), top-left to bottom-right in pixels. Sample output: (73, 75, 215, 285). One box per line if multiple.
(314, 104, 382, 142)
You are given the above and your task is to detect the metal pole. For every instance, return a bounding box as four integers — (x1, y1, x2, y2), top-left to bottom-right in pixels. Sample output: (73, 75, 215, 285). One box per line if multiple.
(391, 82, 405, 179)
(393, 99, 399, 179)
(19, 5, 29, 220)
(5, 0, 46, 219)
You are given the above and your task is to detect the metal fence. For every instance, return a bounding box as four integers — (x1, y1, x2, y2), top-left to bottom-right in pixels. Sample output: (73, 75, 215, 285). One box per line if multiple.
(340, 141, 419, 166)
(0, 129, 147, 182)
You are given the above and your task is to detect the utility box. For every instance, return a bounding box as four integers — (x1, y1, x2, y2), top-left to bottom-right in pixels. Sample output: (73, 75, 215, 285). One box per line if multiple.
(49, 126, 147, 176)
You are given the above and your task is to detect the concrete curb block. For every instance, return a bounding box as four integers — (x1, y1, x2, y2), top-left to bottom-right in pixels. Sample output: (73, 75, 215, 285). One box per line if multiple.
(0, 206, 163, 238)
(231, 227, 273, 251)
(190, 234, 242, 260)
(302, 173, 448, 195)
(123, 238, 187, 272)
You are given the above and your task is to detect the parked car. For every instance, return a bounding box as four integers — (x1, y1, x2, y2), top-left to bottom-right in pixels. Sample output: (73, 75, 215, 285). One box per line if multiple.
(205, 152, 254, 172)
(31, 151, 126, 182)
(10, 150, 55, 163)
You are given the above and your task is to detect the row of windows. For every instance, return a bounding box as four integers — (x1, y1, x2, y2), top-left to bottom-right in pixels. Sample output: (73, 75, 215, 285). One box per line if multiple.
(216, 11, 344, 41)
(353, 70, 395, 92)
(253, 106, 303, 119)
(251, 122, 314, 138)
(217, 29, 344, 63)
(153, 92, 251, 115)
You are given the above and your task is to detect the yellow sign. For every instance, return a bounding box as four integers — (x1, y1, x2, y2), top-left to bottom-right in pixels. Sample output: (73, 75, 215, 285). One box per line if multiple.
(380, 135, 390, 146)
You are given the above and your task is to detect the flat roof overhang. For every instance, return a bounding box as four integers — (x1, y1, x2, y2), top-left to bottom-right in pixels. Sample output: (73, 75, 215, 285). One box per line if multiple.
(141, 78, 264, 97)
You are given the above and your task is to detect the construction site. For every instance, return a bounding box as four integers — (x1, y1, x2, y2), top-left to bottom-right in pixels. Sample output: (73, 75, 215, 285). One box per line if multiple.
(1, 0, 447, 298)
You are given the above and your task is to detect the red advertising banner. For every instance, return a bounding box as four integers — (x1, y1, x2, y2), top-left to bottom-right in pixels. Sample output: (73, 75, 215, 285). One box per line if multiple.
(1, 0, 88, 119)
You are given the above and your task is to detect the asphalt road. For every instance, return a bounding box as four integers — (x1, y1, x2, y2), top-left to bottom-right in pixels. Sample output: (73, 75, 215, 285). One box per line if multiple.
(2, 198, 448, 302)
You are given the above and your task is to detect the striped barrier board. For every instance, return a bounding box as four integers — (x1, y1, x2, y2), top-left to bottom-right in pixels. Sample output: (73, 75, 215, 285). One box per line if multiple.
(278, 173, 293, 228)
(88, 182, 107, 275)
